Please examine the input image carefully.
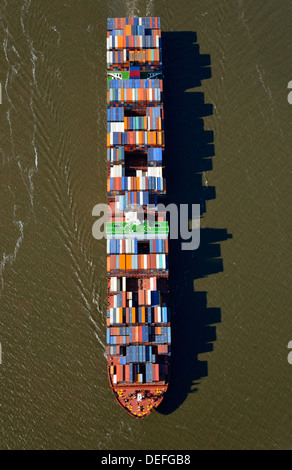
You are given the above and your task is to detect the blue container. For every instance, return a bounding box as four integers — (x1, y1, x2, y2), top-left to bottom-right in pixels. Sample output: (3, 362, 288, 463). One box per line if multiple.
(129, 363, 133, 382)
(133, 346, 138, 362)
(146, 362, 152, 382)
(129, 346, 133, 363)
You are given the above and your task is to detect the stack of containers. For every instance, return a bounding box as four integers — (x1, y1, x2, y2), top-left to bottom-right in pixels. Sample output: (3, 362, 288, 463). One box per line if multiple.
(107, 17, 162, 70)
(106, 17, 170, 389)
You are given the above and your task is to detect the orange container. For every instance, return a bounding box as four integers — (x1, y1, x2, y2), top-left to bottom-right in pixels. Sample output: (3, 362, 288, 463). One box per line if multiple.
(139, 326, 142, 342)
(138, 255, 143, 270)
(132, 307, 136, 324)
(141, 307, 145, 323)
(119, 254, 126, 270)
(135, 326, 139, 342)
(126, 254, 132, 270)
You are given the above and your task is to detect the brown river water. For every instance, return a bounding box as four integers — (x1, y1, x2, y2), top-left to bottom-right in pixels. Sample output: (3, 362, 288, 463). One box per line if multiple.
(0, 0, 292, 450)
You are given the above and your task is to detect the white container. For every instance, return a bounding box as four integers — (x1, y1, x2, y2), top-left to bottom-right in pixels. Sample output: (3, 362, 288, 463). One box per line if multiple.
(162, 254, 166, 270)
(157, 306, 161, 323)
(147, 290, 151, 306)
(110, 308, 114, 324)
(156, 254, 160, 270)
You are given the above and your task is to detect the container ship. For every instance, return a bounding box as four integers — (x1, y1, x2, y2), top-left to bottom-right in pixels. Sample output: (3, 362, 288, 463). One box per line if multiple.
(106, 16, 170, 418)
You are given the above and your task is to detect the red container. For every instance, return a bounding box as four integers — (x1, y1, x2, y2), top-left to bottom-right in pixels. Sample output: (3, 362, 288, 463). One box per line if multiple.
(154, 306, 158, 323)
(152, 364, 159, 381)
(122, 291, 126, 307)
(116, 364, 123, 382)
(150, 254, 156, 270)
(138, 290, 143, 305)
(125, 364, 130, 383)
(110, 255, 116, 270)
(165, 238, 168, 253)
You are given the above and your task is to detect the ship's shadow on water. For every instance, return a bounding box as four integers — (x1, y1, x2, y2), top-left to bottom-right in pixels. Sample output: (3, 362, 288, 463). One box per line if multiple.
(157, 32, 232, 415)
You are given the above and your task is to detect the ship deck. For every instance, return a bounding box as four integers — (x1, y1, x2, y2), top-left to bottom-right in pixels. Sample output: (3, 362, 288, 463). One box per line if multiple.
(110, 381, 168, 418)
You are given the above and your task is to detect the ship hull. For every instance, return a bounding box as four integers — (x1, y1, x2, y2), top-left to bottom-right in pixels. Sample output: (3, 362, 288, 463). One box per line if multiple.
(106, 16, 170, 418)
